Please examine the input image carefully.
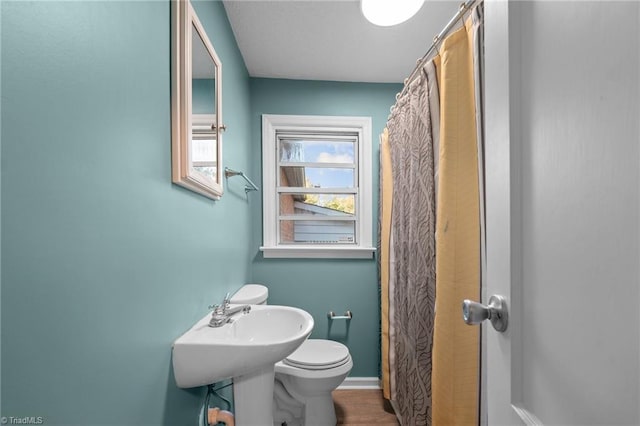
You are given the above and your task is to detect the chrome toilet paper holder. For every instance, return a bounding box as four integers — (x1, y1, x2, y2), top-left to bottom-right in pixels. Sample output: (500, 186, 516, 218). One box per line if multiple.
(327, 310, 353, 320)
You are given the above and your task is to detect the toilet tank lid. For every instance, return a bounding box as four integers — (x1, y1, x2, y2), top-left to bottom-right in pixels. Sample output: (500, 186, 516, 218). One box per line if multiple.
(229, 284, 268, 304)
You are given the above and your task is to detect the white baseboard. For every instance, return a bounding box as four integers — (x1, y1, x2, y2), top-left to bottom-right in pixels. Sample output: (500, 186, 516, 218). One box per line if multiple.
(337, 377, 381, 390)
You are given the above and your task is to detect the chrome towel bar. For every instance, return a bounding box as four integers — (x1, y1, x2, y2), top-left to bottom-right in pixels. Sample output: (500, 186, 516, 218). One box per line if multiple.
(224, 167, 259, 193)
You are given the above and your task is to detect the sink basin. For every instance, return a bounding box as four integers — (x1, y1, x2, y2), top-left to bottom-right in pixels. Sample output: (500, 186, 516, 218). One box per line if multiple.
(172, 304, 314, 388)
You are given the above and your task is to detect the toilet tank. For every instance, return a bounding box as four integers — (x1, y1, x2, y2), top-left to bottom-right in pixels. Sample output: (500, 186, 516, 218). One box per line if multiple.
(229, 284, 268, 305)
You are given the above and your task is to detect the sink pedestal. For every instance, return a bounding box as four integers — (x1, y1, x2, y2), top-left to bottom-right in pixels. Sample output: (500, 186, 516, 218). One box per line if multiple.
(234, 365, 275, 425)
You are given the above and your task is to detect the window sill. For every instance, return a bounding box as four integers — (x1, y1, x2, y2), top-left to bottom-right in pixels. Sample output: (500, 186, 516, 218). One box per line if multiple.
(260, 246, 376, 259)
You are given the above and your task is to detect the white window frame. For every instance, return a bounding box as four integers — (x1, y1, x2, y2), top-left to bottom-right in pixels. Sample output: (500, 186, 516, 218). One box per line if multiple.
(260, 114, 376, 259)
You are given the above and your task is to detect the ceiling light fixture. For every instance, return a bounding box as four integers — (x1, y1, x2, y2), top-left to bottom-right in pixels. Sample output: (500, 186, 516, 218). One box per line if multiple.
(361, 0, 426, 27)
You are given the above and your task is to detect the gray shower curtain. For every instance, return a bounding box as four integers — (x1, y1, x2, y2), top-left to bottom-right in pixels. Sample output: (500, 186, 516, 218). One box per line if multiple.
(385, 68, 438, 425)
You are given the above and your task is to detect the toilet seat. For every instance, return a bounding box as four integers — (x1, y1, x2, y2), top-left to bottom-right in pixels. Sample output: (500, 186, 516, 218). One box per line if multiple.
(283, 339, 350, 370)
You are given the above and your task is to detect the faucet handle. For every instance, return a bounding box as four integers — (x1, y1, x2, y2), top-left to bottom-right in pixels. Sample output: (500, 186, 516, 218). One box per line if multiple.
(222, 292, 231, 311)
(209, 304, 225, 315)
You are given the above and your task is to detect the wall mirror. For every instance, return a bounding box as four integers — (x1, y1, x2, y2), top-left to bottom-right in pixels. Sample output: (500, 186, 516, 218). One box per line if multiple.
(171, 0, 224, 200)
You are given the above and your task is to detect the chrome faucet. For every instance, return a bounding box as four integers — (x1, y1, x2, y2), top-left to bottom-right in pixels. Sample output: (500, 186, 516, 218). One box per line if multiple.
(208, 293, 251, 327)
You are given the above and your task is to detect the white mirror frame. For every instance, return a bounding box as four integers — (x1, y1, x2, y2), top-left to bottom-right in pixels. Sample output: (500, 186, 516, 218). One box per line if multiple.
(171, 0, 224, 200)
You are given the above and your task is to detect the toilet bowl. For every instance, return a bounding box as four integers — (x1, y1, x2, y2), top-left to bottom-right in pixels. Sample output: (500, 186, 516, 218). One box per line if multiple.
(230, 284, 353, 426)
(274, 339, 352, 426)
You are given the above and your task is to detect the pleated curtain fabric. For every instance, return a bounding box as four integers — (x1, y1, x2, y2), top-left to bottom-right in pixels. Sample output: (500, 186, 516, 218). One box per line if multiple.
(431, 11, 483, 426)
(379, 4, 483, 426)
(379, 128, 394, 401)
(383, 71, 438, 425)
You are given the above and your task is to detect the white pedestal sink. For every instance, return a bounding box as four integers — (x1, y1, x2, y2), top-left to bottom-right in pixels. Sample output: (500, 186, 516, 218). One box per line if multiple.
(172, 305, 314, 425)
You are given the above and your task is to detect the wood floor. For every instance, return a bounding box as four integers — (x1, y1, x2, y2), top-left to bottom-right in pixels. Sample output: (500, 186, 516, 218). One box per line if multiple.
(333, 389, 399, 425)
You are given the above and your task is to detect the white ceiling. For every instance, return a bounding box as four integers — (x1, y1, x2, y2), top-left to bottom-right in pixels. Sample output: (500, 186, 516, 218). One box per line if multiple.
(221, 0, 462, 83)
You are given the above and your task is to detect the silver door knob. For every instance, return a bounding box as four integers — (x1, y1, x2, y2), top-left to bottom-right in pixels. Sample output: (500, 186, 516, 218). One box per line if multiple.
(462, 295, 508, 332)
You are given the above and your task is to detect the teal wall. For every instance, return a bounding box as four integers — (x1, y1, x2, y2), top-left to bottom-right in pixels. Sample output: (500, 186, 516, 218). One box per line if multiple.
(249, 78, 402, 377)
(193, 79, 216, 114)
(1, 1, 252, 424)
(2, 0, 403, 422)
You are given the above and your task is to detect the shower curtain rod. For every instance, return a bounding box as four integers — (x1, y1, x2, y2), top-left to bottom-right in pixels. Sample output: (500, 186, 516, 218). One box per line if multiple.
(396, 0, 481, 101)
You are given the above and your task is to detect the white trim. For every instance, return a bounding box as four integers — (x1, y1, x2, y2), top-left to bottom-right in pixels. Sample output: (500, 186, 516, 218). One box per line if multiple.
(485, 1, 528, 425)
(192, 113, 217, 127)
(280, 162, 356, 169)
(337, 377, 381, 390)
(261, 114, 374, 259)
(279, 215, 356, 222)
(277, 187, 356, 195)
(260, 246, 375, 259)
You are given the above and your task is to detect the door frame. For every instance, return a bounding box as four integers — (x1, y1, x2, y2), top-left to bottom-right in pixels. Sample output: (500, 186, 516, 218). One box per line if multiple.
(483, 1, 539, 424)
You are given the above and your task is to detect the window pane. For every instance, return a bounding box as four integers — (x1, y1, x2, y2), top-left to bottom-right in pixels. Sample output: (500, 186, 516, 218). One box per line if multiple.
(280, 220, 355, 244)
(279, 139, 355, 164)
(279, 194, 355, 216)
(191, 136, 217, 179)
(280, 166, 355, 189)
(192, 166, 216, 179)
(192, 137, 217, 163)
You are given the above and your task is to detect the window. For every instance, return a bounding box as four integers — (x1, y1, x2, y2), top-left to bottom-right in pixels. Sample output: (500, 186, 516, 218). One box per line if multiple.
(261, 115, 375, 259)
(191, 114, 218, 182)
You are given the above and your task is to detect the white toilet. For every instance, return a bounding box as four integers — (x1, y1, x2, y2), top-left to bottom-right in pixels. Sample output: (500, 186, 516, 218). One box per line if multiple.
(230, 284, 353, 426)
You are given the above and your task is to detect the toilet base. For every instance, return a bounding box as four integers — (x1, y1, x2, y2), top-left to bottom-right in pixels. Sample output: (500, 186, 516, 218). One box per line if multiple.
(302, 394, 338, 426)
(273, 378, 303, 426)
(273, 380, 338, 426)
(273, 354, 352, 426)
(272, 377, 338, 426)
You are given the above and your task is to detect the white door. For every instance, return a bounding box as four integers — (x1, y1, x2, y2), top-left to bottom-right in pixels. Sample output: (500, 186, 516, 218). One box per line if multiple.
(482, 1, 640, 424)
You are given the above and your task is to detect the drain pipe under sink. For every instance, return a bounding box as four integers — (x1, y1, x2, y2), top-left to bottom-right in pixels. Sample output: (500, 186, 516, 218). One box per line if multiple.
(208, 407, 235, 426)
